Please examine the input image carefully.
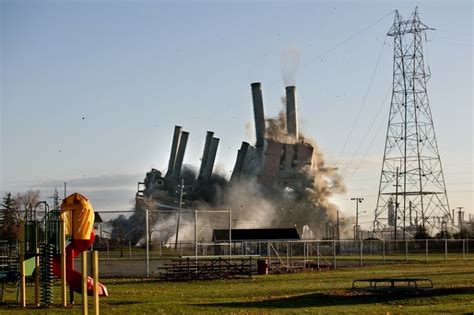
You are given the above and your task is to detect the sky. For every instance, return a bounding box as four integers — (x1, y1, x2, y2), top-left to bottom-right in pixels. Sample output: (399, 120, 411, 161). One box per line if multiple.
(1, 0, 472, 227)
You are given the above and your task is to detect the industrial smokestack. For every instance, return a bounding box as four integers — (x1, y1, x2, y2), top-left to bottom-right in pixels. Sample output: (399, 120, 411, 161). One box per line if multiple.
(172, 131, 189, 181)
(285, 86, 298, 139)
(230, 142, 250, 182)
(198, 131, 214, 180)
(200, 137, 219, 181)
(251, 82, 265, 147)
(165, 126, 183, 179)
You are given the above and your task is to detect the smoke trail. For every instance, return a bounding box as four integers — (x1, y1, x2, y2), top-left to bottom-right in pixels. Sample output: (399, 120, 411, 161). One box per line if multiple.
(281, 45, 301, 86)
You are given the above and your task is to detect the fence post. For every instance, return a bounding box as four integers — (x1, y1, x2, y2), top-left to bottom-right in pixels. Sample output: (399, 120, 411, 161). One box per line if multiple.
(425, 239, 428, 263)
(332, 240, 336, 269)
(145, 209, 149, 278)
(382, 239, 385, 264)
(444, 238, 448, 261)
(359, 240, 363, 267)
(405, 240, 408, 263)
(267, 241, 270, 262)
(463, 239, 466, 260)
(303, 241, 306, 263)
(317, 241, 320, 269)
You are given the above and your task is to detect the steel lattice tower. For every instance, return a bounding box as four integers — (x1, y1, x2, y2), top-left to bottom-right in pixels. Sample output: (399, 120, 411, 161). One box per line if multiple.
(373, 8, 451, 239)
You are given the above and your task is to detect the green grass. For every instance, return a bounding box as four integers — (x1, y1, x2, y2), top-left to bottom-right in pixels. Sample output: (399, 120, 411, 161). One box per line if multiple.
(1, 259, 474, 314)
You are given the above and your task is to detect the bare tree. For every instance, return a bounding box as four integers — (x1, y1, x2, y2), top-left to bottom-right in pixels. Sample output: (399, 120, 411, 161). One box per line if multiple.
(12, 190, 40, 222)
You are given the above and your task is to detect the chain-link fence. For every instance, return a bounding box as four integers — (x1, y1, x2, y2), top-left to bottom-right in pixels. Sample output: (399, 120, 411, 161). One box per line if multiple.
(73, 209, 474, 277)
(88, 238, 473, 278)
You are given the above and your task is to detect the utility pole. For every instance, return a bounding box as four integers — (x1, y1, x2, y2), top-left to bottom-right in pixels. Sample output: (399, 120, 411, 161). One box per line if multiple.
(351, 198, 364, 240)
(174, 179, 185, 250)
(457, 207, 464, 231)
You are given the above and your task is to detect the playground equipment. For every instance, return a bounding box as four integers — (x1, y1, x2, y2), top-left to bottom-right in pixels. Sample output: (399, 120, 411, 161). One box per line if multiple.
(55, 193, 108, 298)
(17, 192, 107, 308)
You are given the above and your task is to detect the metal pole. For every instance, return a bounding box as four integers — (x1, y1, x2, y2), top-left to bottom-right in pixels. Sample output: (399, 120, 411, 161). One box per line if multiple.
(19, 220, 26, 307)
(356, 203, 358, 240)
(332, 240, 337, 269)
(359, 240, 363, 267)
(304, 241, 307, 263)
(60, 219, 67, 307)
(267, 242, 270, 262)
(229, 209, 232, 259)
(82, 251, 88, 315)
(35, 247, 40, 306)
(444, 238, 448, 261)
(317, 241, 320, 269)
(425, 239, 428, 263)
(175, 179, 184, 250)
(463, 239, 465, 260)
(351, 198, 363, 240)
(382, 239, 385, 264)
(145, 209, 149, 278)
(194, 210, 198, 261)
(93, 251, 99, 315)
(405, 239, 408, 262)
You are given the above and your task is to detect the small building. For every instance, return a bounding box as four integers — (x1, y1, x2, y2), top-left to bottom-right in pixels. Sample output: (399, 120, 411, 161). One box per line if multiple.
(93, 212, 104, 238)
(212, 228, 300, 256)
(213, 228, 300, 242)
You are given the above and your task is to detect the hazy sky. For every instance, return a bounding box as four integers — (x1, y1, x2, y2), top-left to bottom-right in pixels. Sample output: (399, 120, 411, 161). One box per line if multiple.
(1, 0, 472, 226)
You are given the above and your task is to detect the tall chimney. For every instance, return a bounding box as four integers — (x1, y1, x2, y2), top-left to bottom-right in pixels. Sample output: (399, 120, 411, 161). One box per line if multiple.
(251, 82, 265, 147)
(285, 86, 298, 139)
(198, 131, 214, 180)
(201, 137, 219, 181)
(172, 131, 189, 181)
(230, 142, 249, 182)
(165, 126, 182, 179)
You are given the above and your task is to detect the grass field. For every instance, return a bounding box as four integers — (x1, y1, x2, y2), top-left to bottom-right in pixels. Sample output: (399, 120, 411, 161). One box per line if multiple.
(1, 259, 473, 314)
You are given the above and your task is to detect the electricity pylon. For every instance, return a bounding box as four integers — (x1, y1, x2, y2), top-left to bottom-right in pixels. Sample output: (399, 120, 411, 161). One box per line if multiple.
(373, 8, 451, 239)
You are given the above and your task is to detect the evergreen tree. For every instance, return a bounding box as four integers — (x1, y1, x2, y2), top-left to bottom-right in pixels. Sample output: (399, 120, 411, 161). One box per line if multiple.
(0, 193, 18, 241)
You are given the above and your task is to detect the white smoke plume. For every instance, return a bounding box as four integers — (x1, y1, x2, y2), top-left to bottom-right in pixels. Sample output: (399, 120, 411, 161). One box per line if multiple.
(281, 45, 300, 86)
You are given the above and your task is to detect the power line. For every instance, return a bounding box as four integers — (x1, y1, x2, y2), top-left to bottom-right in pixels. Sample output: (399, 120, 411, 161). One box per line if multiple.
(301, 10, 395, 69)
(342, 83, 392, 177)
(335, 38, 389, 166)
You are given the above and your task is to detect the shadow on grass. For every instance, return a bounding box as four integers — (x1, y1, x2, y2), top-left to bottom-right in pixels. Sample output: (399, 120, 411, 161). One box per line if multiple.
(196, 287, 474, 309)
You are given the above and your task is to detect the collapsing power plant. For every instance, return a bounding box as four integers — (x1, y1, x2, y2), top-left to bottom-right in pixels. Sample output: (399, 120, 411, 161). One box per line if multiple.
(135, 82, 346, 241)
